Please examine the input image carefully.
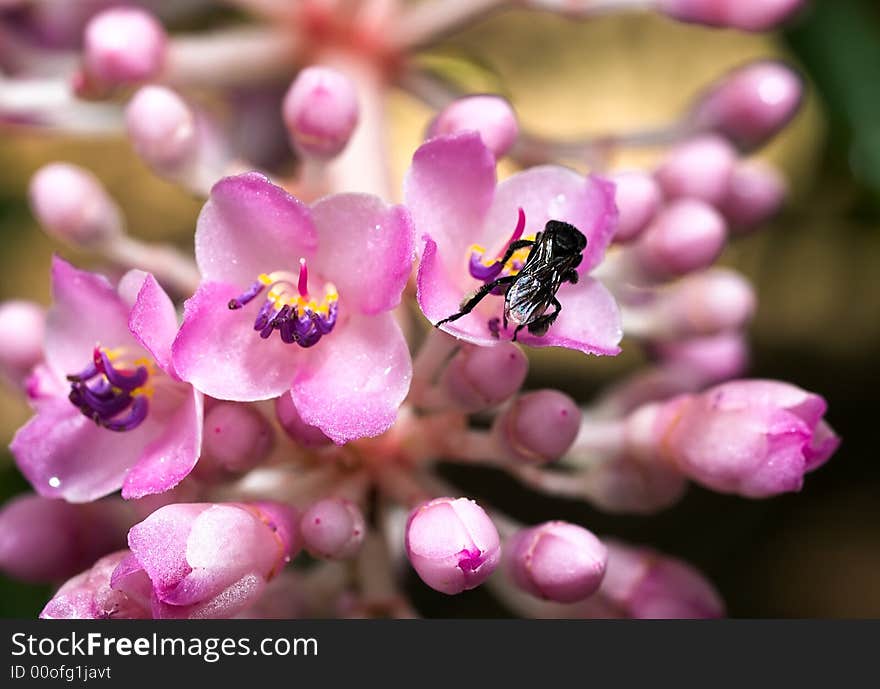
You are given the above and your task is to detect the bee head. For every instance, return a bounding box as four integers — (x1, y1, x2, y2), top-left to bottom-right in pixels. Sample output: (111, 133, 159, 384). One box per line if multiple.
(545, 220, 587, 256)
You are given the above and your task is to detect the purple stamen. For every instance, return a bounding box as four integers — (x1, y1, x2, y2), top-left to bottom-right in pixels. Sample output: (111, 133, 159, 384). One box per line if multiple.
(102, 396, 149, 432)
(94, 349, 148, 392)
(468, 207, 527, 283)
(253, 301, 274, 331)
(228, 280, 265, 310)
(66, 350, 152, 432)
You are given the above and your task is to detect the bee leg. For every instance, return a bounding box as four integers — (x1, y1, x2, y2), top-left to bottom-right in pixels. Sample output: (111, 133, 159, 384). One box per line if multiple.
(524, 297, 562, 338)
(495, 239, 536, 267)
(563, 268, 578, 285)
(435, 275, 517, 327)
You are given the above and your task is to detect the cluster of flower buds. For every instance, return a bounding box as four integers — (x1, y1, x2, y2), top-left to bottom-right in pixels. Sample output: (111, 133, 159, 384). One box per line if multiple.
(0, 0, 833, 619)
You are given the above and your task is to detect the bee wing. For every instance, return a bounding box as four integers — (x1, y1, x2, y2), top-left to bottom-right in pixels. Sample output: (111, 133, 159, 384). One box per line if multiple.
(504, 261, 564, 325)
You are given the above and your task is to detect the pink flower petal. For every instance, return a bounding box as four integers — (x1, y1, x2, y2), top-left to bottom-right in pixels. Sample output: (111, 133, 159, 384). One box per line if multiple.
(172, 281, 302, 401)
(416, 235, 500, 345)
(128, 273, 179, 377)
(122, 386, 203, 499)
(290, 312, 412, 444)
(311, 193, 414, 315)
(404, 133, 496, 261)
(195, 172, 318, 287)
(483, 168, 618, 273)
(44, 256, 137, 380)
(10, 398, 157, 502)
(516, 278, 622, 355)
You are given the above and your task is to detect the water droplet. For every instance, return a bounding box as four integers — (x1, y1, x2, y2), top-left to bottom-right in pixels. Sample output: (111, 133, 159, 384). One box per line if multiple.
(48, 476, 61, 488)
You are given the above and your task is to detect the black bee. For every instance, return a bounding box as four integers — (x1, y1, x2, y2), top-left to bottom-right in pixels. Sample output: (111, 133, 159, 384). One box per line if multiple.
(435, 220, 586, 341)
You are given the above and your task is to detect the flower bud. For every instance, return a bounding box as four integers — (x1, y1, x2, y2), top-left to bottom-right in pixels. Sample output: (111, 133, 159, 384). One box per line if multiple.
(41, 550, 151, 619)
(633, 199, 727, 279)
(658, 0, 804, 32)
(494, 390, 581, 464)
(83, 8, 167, 86)
(611, 171, 663, 243)
(0, 494, 127, 583)
(645, 380, 840, 498)
(440, 342, 528, 412)
(599, 541, 724, 618)
(123, 501, 300, 618)
(300, 498, 365, 560)
(721, 159, 787, 231)
(506, 522, 607, 603)
(429, 95, 519, 158)
(275, 391, 333, 448)
(125, 86, 198, 175)
(282, 66, 359, 159)
(690, 61, 803, 150)
(652, 332, 749, 384)
(0, 300, 45, 387)
(405, 497, 500, 595)
(655, 135, 737, 205)
(627, 268, 756, 339)
(28, 163, 123, 246)
(201, 402, 274, 475)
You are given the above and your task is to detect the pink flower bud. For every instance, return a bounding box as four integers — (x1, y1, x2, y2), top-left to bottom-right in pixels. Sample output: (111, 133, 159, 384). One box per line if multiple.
(300, 498, 365, 560)
(429, 95, 519, 158)
(28, 163, 123, 246)
(691, 61, 804, 150)
(721, 159, 787, 231)
(123, 501, 300, 618)
(655, 135, 737, 205)
(201, 402, 274, 475)
(652, 332, 749, 384)
(635, 268, 756, 339)
(633, 199, 728, 279)
(405, 497, 501, 595)
(599, 541, 724, 618)
(494, 390, 581, 464)
(275, 391, 333, 448)
(125, 86, 198, 175)
(282, 66, 359, 159)
(659, 0, 804, 32)
(83, 8, 167, 86)
(0, 300, 44, 386)
(41, 550, 151, 619)
(611, 171, 663, 243)
(0, 494, 127, 583)
(648, 380, 840, 497)
(506, 522, 607, 603)
(440, 342, 528, 412)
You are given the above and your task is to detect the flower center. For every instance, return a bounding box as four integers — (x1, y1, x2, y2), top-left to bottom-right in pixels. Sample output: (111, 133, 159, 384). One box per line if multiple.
(466, 208, 534, 284)
(66, 346, 154, 432)
(228, 258, 339, 348)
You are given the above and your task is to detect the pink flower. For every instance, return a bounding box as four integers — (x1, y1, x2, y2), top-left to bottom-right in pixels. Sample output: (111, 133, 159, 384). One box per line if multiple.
(112, 501, 300, 619)
(10, 258, 203, 502)
(406, 133, 622, 354)
(171, 172, 414, 444)
(649, 380, 840, 498)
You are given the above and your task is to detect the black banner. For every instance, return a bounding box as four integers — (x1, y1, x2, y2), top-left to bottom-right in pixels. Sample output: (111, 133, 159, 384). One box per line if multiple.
(1, 620, 876, 686)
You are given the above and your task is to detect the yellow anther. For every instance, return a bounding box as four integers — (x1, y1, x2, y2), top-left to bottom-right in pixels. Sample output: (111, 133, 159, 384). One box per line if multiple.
(258, 273, 273, 286)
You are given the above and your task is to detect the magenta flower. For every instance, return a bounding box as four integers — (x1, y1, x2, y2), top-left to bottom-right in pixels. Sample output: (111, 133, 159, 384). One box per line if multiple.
(171, 172, 414, 444)
(111, 501, 300, 619)
(651, 380, 840, 497)
(10, 258, 202, 502)
(406, 133, 622, 354)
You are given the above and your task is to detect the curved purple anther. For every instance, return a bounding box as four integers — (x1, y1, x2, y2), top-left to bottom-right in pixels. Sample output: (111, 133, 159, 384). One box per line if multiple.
(253, 301, 274, 331)
(95, 350, 148, 391)
(314, 304, 338, 336)
(228, 280, 265, 310)
(66, 360, 99, 383)
(278, 317, 296, 344)
(101, 396, 149, 432)
(76, 383, 134, 418)
(468, 253, 505, 282)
